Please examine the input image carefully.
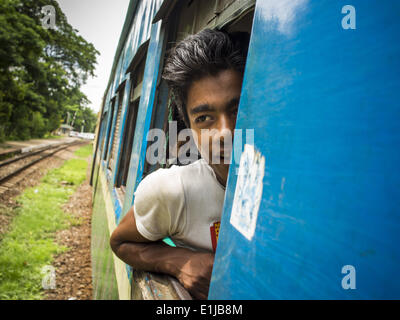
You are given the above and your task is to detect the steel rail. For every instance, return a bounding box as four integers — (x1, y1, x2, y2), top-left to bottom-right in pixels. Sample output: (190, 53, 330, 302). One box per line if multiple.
(0, 141, 84, 185)
(0, 143, 62, 168)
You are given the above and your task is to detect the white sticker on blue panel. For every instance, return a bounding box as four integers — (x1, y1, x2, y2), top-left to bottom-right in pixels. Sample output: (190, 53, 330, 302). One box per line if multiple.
(230, 144, 265, 241)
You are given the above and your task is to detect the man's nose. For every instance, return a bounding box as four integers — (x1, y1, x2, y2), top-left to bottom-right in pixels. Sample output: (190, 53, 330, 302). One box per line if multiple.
(216, 114, 235, 143)
(220, 113, 236, 131)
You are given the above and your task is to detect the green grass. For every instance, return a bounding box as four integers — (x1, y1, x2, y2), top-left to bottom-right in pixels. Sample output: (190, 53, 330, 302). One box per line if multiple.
(74, 143, 93, 158)
(0, 145, 90, 300)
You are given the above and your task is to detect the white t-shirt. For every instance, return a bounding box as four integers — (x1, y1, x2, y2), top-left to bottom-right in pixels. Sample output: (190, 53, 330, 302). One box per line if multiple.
(133, 159, 225, 252)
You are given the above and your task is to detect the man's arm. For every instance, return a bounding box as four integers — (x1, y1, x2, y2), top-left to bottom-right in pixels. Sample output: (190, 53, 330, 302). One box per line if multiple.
(109, 207, 214, 300)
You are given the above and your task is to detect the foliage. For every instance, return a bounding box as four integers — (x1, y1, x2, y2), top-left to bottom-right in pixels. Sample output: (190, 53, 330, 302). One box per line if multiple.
(63, 103, 98, 134)
(0, 144, 89, 299)
(0, 0, 99, 142)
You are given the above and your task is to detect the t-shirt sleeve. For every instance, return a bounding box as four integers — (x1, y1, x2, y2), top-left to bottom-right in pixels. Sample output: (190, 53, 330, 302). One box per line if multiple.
(133, 167, 186, 241)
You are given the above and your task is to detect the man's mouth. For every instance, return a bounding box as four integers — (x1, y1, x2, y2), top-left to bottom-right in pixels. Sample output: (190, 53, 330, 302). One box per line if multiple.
(217, 151, 232, 164)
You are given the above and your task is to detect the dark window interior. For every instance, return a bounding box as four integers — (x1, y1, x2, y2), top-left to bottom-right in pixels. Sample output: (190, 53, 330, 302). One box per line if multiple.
(108, 87, 125, 170)
(116, 98, 139, 189)
(103, 99, 115, 160)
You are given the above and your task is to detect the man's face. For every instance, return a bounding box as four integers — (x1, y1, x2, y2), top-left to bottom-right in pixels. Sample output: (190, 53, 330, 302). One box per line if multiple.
(186, 69, 243, 187)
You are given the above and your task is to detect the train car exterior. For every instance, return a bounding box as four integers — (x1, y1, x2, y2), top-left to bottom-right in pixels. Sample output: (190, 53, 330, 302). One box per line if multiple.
(91, 0, 400, 300)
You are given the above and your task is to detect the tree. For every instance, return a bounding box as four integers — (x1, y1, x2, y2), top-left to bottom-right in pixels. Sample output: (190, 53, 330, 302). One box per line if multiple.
(0, 0, 99, 141)
(62, 103, 98, 133)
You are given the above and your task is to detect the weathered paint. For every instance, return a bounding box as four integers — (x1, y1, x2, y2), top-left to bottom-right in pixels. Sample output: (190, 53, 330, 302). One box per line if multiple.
(210, 0, 400, 299)
(230, 144, 265, 241)
(112, 188, 123, 223)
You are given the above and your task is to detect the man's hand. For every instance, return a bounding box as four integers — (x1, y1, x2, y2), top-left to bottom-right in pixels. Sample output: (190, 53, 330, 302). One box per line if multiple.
(175, 251, 215, 300)
(110, 207, 216, 300)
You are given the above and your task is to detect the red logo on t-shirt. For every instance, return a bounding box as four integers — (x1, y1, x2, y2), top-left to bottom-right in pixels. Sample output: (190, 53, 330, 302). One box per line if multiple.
(210, 221, 221, 252)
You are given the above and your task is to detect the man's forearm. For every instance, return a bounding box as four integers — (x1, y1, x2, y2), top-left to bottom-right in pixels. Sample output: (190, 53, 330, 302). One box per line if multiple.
(111, 239, 215, 299)
(112, 240, 195, 278)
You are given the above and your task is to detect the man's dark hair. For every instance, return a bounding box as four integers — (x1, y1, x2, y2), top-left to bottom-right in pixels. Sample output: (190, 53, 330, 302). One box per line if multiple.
(163, 29, 250, 127)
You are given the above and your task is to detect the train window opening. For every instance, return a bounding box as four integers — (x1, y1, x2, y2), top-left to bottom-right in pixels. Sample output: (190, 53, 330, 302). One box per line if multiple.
(108, 85, 125, 171)
(165, 0, 255, 42)
(142, 1, 255, 269)
(160, 0, 255, 168)
(115, 54, 147, 194)
(116, 98, 139, 191)
(103, 98, 115, 161)
(98, 112, 107, 153)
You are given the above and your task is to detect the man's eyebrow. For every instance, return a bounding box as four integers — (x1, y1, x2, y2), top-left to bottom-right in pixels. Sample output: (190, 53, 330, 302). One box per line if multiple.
(189, 97, 241, 115)
(189, 104, 215, 115)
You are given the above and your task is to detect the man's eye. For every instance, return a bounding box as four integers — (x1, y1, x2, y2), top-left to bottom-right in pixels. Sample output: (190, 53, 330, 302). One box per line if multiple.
(195, 115, 211, 123)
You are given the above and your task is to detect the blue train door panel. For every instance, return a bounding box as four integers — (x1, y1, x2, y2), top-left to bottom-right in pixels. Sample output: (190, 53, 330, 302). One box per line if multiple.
(209, 0, 400, 299)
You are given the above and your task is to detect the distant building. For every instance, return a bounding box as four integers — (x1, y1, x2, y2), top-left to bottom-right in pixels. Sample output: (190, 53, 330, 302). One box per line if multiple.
(57, 124, 74, 136)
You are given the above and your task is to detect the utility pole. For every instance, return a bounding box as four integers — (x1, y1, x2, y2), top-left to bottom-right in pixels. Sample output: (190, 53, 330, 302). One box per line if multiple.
(71, 111, 77, 127)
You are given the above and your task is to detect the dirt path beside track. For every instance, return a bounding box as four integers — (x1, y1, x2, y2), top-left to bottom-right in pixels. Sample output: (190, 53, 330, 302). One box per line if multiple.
(0, 144, 83, 240)
(44, 156, 93, 300)
(0, 143, 94, 300)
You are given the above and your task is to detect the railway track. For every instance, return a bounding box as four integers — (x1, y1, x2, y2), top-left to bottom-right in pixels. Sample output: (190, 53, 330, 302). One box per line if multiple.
(0, 140, 86, 194)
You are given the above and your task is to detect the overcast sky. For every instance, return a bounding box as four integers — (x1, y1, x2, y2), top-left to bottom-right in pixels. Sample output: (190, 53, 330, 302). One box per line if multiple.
(56, 0, 131, 113)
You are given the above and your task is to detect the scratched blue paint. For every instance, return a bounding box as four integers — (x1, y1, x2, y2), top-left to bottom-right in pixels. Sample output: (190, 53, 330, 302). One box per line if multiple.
(126, 265, 133, 282)
(210, 0, 400, 299)
(106, 168, 112, 182)
(112, 188, 122, 222)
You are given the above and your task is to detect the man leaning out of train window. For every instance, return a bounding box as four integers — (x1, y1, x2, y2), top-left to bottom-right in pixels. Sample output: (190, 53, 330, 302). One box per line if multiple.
(110, 29, 249, 300)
